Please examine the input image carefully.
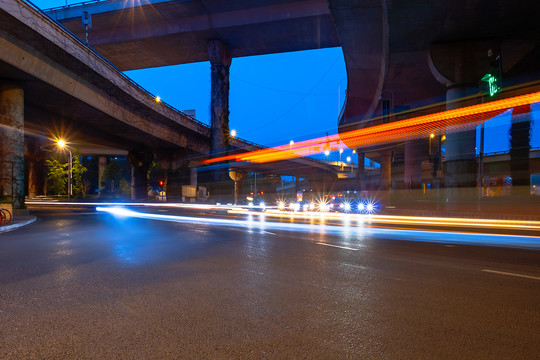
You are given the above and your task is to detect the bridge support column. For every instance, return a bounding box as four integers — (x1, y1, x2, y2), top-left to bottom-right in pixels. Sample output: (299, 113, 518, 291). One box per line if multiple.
(404, 141, 422, 189)
(25, 136, 45, 199)
(208, 39, 231, 156)
(379, 150, 391, 190)
(128, 151, 152, 200)
(208, 40, 232, 201)
(429, 41, 490, 200)
(356, 151, 365, 190)
(510, 104, 531, 196)
(444, 85, 477, 190)
(0, 81, 25, 209)
(190, 168, 197, 187)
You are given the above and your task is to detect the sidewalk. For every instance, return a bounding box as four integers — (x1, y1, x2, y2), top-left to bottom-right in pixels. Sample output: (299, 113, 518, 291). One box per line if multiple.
(0, 216, 37, 233)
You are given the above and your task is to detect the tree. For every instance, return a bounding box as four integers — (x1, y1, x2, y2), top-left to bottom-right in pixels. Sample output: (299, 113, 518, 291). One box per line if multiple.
(46, 156, 67, 195)
(100, 160, 123, 194)
(71, 150, 88, 197)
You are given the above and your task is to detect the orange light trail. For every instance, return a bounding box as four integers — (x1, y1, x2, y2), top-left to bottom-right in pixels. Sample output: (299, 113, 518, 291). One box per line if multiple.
(228, 209, 540, 232)
(203, 91, 540, 164)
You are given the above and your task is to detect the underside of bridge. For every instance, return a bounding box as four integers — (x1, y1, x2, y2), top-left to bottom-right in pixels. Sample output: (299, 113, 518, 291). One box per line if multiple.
(37, 0, 540, 207)
(331, 0, 540, 199)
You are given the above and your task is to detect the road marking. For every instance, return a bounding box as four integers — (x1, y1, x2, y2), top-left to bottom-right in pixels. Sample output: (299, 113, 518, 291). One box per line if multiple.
(316, 242, 358, 251)
(482, 269, 540, 281)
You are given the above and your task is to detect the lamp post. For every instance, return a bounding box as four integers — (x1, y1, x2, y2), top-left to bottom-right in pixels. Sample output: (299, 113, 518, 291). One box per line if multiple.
(57, 139, 72, 200)
(339, 148, 344, 170)
(324, 150, 330, 161)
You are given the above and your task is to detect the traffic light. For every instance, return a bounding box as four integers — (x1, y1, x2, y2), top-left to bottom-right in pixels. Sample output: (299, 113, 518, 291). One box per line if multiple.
(483, 48, 502, 97)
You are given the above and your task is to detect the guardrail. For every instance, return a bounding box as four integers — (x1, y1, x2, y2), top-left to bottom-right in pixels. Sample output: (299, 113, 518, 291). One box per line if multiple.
(43, 0, 109, 12)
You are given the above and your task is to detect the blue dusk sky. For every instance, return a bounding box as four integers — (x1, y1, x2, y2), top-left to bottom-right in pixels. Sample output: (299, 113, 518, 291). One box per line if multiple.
(32, 0, 539, 161)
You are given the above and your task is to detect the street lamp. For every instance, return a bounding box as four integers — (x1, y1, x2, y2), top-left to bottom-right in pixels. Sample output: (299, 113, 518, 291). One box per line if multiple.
(230, 129, 237, 138)
(324, 150, 330, 161)
(57, 139, 72, 200)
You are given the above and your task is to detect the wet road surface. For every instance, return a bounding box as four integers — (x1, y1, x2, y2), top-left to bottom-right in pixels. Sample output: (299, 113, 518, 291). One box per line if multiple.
(1, 207, 539, 359)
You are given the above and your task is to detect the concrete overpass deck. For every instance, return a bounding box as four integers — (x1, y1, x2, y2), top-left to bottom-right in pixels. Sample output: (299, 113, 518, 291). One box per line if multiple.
(1, 0, 211, 153)
(46, 0, 340, 70)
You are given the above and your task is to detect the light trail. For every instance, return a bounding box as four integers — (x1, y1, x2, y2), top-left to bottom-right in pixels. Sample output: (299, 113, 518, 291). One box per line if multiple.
(481, 269, 540, 281)
(26, 201, 276, 210)
(203, 91, 540, 164)
(229, 209, 540, 232)
(95, 205, 540, 249)
(29, 201, 540, 232)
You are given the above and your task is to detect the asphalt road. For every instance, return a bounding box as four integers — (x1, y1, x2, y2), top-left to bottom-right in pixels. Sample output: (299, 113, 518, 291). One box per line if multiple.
(1, 207, 539, 359)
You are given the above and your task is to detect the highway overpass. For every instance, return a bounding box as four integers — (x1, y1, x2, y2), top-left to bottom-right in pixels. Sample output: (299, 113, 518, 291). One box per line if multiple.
(46, 0, 540, 194)
(0, 0, 338, 209)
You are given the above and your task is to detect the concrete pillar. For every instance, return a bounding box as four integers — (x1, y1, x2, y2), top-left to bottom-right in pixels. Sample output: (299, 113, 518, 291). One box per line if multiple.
(404, 141, 422, 189)
(509, 104, 531, 195)
(0, 81, 25, 209)
(190, 168, 197, 187)
(444, 85, 477, 189)
(128, 151, 152, 200)
(25, 136, 45, 199)
(356, 151, 365, 190)
(429, 41, 489, 191)
(380, 150, 391, 190)
(208, 40, 232, 154)
(208, 40, 232, 201)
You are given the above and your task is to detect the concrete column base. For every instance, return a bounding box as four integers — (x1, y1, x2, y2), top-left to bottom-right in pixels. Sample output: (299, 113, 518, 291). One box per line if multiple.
(0, 81, 25, 209)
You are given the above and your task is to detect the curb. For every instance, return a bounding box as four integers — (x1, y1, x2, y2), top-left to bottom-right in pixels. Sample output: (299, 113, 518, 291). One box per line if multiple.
(0, 216, 37, 233)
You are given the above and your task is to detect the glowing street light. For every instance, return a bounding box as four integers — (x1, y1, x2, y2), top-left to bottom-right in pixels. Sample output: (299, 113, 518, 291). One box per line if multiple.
(56, 139, 72, 200)
(230, 129, 237, 138)
(155, 96, 161, 103)
(324, 150, 330, 161)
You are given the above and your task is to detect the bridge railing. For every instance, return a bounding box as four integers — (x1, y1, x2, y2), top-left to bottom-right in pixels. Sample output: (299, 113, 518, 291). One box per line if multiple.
(43, 0, 109, 12)
(24, 0, 210, 131)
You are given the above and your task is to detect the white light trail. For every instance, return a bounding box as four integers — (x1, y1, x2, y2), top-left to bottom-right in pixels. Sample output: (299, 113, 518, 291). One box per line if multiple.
(94, 205, 540, 249)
